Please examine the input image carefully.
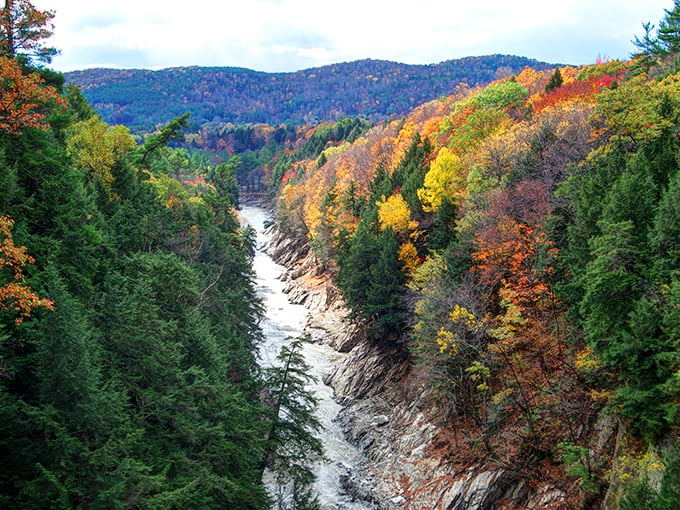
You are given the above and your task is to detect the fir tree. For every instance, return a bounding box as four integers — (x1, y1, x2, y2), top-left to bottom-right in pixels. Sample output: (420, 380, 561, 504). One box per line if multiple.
(365, 227, 406, 339)
(263, 337, 323, 510)
(544, 68, 563, 93)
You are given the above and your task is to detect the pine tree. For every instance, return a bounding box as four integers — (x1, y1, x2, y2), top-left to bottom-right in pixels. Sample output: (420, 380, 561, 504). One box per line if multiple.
(0, 0, 58, 65)
(544, 68, 563, 93)
(263, 337, 323, 510)
(658, 0, 680, 54)
(633, 0, 680, 69)
(651, 166, 680, 274)
(365, 227, 406, 339)
(392, 132, 432, 217)
(337, 220, 380, 314)
(133, 112, 190, 167)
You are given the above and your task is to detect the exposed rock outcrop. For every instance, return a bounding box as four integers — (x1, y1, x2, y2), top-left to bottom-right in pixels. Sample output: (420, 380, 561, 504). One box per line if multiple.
(267, 226, 568, 509)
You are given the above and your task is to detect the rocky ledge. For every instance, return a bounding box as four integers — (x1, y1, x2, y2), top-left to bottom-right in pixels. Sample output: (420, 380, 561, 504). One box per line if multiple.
(267, 226, 568, 509)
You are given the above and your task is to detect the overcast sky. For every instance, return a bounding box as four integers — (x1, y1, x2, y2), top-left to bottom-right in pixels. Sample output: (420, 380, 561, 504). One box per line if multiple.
(32, 0, 674, 73)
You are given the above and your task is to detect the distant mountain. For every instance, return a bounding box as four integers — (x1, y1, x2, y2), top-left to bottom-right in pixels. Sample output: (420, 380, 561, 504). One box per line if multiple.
(65, 55, 557, 132)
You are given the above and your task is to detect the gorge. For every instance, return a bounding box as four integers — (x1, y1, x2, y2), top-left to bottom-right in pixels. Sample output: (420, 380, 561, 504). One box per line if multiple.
(244, 203, 575, 509)
(242, 205, 375, 509)
(3, 1, 680, 506)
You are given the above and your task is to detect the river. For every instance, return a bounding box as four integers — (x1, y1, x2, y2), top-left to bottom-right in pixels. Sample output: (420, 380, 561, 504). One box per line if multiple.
(240, 205, 375, 510)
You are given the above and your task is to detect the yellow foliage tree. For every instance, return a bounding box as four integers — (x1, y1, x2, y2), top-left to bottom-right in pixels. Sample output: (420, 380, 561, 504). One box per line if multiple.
(516, 67, 549, 95)
(417, 147, 466, 213)
(278, 180, 308, 235)
(398, 241, 420, 276)
(391, 120, 418, 168)
(67, 116, 135, 194)
(377, 193, 418, 236)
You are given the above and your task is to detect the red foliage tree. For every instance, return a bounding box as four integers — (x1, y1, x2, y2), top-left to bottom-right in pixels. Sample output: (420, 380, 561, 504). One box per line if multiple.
(472, 180, 557, 313)
(531, 77, 615, 114)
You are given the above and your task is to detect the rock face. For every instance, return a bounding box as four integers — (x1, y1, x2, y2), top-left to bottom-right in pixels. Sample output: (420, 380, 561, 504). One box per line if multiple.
(267, 227, 568, 509)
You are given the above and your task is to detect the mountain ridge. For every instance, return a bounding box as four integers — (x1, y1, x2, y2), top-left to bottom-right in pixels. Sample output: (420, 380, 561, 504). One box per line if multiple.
(67, 54, 556, 75)
(65, 54, 558, 132)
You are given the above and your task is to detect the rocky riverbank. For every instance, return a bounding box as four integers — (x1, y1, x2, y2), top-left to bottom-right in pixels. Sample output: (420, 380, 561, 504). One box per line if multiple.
(266, 226, 570, 509)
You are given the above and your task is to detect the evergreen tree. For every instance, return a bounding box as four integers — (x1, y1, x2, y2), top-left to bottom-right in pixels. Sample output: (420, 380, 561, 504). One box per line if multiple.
(365, 227, 406, 339)
(263, 337, 323, 510)
(430, 195, 458, 251)
(337, 221, 380, 315)
(633, 0, 680, 69)
(0, 0, 58, 65)
(391, 132, 432, 217)
(65, 84, 97, 122)
(544, 68, 563, 93)
(651, 169, 680, 273)
(368, 161, 394, 203)
(658, 0, 680, 55)
(133, 112, 190, 167)
(208, 159, 240, 208)
(0, 51, 270, 506)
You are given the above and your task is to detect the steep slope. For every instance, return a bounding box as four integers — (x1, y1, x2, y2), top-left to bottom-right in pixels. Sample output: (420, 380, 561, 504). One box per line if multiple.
(65, 55, 556, 132)
(269, 54, 680, 508)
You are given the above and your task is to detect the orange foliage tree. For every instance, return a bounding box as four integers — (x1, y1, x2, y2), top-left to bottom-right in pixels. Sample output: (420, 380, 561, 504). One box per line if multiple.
(530, 75, 613, 114)
(463, 176, 592, 466)
(0, 215, 53, 325)
(0, 56, 65, 133)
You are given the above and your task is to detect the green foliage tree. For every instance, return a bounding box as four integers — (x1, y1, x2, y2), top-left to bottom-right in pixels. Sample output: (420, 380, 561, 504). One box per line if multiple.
(658, 1, 680, 55)
(470, 80, 528, 110)
(65, 84, 97, 122)
(430, 195, 458, 251)
(337, 219, 380, 315)
(208, 158, 240, 208)
(133, 112, 190, 167)
(0, 54, 270, 508)
(544, 68, 563, 93)
(391, 132, 432, 217)
(337, 214, 406, 341)
(365, 227, 406, 338)
(651, 163, 680, 273)
(634, 1, 680, 70)
(555, 87, 680, 439)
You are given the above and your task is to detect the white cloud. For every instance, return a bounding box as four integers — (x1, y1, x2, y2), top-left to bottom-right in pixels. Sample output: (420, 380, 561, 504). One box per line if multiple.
(31, 0, 674, 71)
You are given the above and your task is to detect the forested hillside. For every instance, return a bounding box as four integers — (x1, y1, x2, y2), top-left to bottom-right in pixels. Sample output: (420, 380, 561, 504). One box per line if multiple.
(267, 6, 680, 505)
(0, 69, 271, 510)
(65, 56, 556, 132)
(0, 1, 323, 508)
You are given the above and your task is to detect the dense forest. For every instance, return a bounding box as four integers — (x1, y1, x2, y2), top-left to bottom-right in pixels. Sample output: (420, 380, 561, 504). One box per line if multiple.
(65, 56, 556, 132)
